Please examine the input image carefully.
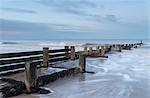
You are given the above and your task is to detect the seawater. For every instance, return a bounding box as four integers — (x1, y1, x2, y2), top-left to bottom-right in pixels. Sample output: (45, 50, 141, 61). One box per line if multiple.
(0, 39, 149, 53)
(38, 40, 150, 98)
(0, 39, 150, 98)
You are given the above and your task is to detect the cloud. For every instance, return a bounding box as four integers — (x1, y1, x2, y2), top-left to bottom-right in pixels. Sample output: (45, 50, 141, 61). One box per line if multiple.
(78, 14, 119, 23)
(0, 19, 85, 35)
(105, 15, 119, 22)
(1, 8, 36, 14)
(0, 19, 50, 34)
(36, 0, 96, 8)
(35, 0, 119, 23)
(35, 0, 97, 16)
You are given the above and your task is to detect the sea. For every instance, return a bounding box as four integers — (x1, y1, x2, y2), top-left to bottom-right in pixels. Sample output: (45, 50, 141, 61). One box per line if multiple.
(0, 39, 150, 98)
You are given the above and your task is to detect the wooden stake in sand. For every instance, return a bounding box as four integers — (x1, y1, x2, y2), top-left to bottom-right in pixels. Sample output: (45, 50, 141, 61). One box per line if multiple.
(89, 47, 93, 55)
(25, 62, 37, 93)
(65, 46, 69, 59)
(70, 46, 76, 60)
(84, 47, 88, 55)
(79, 54, 86, 73)
(43, 47, 49, 67)
(101, 46, 105, 56)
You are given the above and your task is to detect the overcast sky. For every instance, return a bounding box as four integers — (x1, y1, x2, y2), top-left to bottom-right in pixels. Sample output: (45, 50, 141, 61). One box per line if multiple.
(0, 0, 149, 40)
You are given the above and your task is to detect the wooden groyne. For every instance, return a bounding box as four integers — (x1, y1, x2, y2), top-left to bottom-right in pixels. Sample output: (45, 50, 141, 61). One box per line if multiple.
(0, 41, 143, 97)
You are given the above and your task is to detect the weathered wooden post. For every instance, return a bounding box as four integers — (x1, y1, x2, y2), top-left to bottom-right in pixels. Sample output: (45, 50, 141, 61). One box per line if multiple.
(134, 44, 137, 48)
(96, 46, 99, 51)
(108, 45, 111, 52)
(84, 47, 88, 55)
(25, 62, 37, 93)
(70, 46, 76, 60)
(140, 40, 143, 46)
(79, 54, 86, 73)
(131, 44, 134, 48)
(112, 44, 115, 48)
(128, 44, 131, 50)
(89, 47, 93, 55)
(118, 45, 122, 52)
(96, 46, 100, 56)
(101, 46, 105, 56)
(43, 47, 49, 67)
(125, 44, 129, 50)
(105, 45, 110, 52)
(65, 46, 69, 59)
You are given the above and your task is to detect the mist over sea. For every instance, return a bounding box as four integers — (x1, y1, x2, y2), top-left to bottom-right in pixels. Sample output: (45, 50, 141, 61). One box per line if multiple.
(0, 39, 150, 98)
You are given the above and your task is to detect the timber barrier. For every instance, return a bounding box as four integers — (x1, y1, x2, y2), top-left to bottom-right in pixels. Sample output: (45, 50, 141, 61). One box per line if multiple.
(0, 46, 72, 76)
(0, 41, 143, 97)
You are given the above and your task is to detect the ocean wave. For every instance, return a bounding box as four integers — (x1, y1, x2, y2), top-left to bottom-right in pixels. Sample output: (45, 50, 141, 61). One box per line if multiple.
(0, 42, 20, 45)
(39, 42, 84, 47)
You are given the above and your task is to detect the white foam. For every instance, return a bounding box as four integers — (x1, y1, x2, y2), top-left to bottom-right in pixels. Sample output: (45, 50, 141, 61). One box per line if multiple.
(31, 87, 55, 97)
(122, 74, 134, 82)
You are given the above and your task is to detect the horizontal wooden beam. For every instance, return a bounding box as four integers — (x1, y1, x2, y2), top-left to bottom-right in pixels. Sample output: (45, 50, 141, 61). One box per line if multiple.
(0, 51, 43, 59)
(49, 53, 66, 58)
(0, 56, 43, 65)
(48, 49, 71, 53)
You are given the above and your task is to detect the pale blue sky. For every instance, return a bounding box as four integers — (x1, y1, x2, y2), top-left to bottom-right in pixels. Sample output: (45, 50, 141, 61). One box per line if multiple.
(0, 0, 149, 40)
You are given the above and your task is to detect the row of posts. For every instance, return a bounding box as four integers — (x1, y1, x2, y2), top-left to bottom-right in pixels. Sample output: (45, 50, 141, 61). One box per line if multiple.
(24, 46, 85, 92)
(84, 46, 106, 56)
(43, 46, 76, 67)
(24, 42, 142, 92)
(83, 43, 140, 56)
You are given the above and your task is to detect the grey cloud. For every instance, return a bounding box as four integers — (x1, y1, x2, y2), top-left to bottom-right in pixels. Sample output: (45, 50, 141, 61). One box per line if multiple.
(80, 14, 119, 23)
(105, 15, 119, 22)
(1, 8, 37, 14)
(0, 19, 50, 33)
(0, 19, 82, 34)
(35, 0, 96, 16)
(35, 0, 119, 23)
(36, 0, 96, 8)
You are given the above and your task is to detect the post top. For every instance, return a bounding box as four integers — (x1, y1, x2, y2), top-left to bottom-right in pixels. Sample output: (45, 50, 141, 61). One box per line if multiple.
(43, 47, 49, 49)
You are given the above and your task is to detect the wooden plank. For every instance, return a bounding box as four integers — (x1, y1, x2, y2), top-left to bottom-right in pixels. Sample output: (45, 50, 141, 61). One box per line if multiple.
(49, 49, 70, 53)
(0, 61, 42, 72)
(0, 63, 24, 72)
(0, 51, 43, 59)
(0, 68, 25, 76)
(49, 53, 66, 58)
(0, 56, 43, 65)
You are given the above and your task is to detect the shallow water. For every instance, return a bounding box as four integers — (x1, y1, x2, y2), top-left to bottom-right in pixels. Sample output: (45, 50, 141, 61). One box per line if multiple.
(33, 43, 150, 98)
(0, 39, 150, 98)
